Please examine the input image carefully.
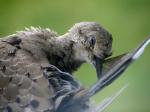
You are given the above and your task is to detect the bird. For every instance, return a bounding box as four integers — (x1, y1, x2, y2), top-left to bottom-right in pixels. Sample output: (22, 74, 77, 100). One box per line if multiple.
(0, 22, 113, 112)
(0, 21, 149, 112)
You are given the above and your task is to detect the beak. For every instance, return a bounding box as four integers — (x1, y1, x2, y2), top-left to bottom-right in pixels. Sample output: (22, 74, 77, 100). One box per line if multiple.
(93, 56, 103, 79)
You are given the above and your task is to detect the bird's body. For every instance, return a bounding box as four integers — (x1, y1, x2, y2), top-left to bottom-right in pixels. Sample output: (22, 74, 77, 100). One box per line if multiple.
(0, 22, 113, 112)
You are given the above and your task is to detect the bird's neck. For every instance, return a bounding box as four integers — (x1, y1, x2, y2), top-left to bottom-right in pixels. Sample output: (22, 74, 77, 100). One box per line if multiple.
(47, 33, 84, 74)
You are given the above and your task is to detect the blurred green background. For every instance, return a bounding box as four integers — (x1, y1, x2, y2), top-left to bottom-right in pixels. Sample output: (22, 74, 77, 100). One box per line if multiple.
(0, 0, 150, 111)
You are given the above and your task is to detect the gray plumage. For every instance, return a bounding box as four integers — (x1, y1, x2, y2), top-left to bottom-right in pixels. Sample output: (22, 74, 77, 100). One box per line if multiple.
(0, 22, 149, 112)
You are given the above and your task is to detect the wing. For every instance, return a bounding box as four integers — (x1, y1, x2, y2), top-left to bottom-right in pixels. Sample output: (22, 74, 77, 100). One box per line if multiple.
(26, 36, 149, 112)
(0, 28, 59, 112)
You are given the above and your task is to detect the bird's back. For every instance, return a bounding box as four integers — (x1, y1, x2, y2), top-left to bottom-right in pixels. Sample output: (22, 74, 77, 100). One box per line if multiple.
(0, 27, 59, 112)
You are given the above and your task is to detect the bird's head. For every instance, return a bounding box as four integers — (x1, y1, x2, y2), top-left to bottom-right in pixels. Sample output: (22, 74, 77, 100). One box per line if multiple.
(68, 22, 113, 78)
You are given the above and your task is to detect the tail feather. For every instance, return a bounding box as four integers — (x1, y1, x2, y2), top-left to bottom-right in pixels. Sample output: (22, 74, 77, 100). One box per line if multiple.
(95, 84, 128, 112)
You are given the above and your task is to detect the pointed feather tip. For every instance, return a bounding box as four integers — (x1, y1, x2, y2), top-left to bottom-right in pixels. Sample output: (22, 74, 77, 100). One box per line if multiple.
(132, 37, 150, 60)
(95, 84, 128, 112)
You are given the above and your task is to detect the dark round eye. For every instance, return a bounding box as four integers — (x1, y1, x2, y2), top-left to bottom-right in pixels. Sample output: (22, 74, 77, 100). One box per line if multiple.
(89, 36, 96, 46)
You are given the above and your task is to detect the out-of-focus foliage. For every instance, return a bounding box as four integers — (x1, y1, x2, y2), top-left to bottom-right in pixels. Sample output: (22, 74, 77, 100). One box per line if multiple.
(0, 0, 150, 111)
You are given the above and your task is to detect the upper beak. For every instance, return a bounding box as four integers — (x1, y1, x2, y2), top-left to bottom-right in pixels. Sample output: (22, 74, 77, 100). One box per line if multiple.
(92, 56, 103, 79)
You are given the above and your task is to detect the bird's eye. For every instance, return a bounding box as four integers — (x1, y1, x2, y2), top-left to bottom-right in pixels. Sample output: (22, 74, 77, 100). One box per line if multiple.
(89, 36, 96, 47)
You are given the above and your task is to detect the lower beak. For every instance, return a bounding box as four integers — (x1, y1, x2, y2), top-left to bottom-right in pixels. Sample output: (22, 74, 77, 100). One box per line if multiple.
(93, 56, 103, 79)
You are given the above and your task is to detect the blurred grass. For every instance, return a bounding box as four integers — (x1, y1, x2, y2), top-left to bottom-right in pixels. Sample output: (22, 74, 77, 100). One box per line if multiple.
(0, 0, 150, 111)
